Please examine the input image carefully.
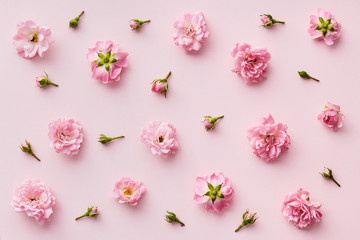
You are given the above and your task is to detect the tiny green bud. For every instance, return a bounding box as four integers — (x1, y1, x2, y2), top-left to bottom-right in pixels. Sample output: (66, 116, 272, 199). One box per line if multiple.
(69, 11, 84, 28)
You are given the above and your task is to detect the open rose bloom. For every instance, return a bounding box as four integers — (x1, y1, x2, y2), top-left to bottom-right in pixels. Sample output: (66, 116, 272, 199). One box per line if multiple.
(194, 172, 233, 213)
(308, 9, 341, 45)
(48, 118, 84, 156)
(173, 12, 209, 52)
(282, 188, 322, 229)
(141, 121, 178, 158)
(248, 115, 290, 162)
(11, 180, 56, 225)
(317, 102, 344, 131)
(13, 20, 54, 58)
(113, 177, 145, 206)
(231, 43, 271, 84)
(87, 41, 128, 84)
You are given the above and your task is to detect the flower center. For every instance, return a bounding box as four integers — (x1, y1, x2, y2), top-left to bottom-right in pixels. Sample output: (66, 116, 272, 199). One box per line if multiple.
(30, 33, 38, 42)
(29, 197, 39, 202)
(186, 24, 196, 37)
(123, 187, 133, 196)
(158, 136, 164, 143)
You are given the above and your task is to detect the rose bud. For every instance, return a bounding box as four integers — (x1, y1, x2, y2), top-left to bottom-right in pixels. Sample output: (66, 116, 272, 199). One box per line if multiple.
(36, 72, 59, 88)
(235, 209, 258, 232)
(320, 167, 341, 187)
(98, 134, 124, 144)
(129, 19, 151, 31)
(203, 115, 224, 131)
(75, 206, 99, 220)
(260, 14, 285, 28)
(151, 71, 171, 97)
(165, 211, 185, 227)
(20, 140, 40, 161)
(298, 71, 319, 82)
(69, 11, 84, 28)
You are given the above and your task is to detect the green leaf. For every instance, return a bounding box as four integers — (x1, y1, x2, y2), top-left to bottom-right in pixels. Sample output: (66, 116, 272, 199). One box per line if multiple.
(203, 191, 210, 196)
(319, 17, 325, 24)
(97, 52, 105, 59)
(207, 182, 214, 191)
(214, 183, 222, 192)
(105, 63, 110, 71)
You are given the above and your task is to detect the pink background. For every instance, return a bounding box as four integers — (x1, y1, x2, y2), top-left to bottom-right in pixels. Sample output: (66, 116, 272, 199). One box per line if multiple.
(1, 0, 359, 239)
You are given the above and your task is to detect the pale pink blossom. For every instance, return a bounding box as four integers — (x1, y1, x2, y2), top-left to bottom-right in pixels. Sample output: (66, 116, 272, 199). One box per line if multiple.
(11, 180, 56, 225)
(317, 102, 344, 131)
(248, 115, 290, 162)
(193, 172, 233, 213)
(48, 118, 84, 156)
(141, 121, 178, 158)
(231, 43, 271, 84)
(282, 188, 322, 229)
(308, 9, 341, 45)
(173, 12, 209, 52)
(87, 41, 128, 84)
(13, 20, 53, 58)
(113, 177, 145, 206)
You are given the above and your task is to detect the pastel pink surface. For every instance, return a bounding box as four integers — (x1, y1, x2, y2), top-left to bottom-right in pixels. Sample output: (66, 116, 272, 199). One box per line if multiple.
(1, 0, 360, 239)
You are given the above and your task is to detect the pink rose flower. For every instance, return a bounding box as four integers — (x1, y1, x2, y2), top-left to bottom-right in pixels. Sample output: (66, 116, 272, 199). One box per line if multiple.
(151, 71, 171, 97)
(48, 118, 84, 156)
(308, 9, 341, 45)
(193, 172, 234, 213)
(113, 177, 145, 206)
(11, 180, 56, 225)
(261, 15, 271, 25)
(248, 114, 290, 162)
(129, 19, 150, 30)
(87, 41, 128, 84)
(141, 121, 178, 158)
(173, 12, 210, 52)
(282, 188, 322, 229)
(13, 20, 54, 58)
(317, 102, 345, 131)
(231, 43, 271, 84)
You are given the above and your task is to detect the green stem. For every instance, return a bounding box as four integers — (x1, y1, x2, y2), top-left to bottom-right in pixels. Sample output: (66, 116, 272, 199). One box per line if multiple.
(75, 11, 84, 21)
(274, 20, 285, 24)
(29, 151, 41, 162)
(75, 213, 88, 220)
(175, 218, 185, 227)
(141, 20, 151, 24)
(330, 176, 341, 187)
(213, 115, 224, 121)
(235, 222, 246, 232)
(110, 136, 125, 140)
(47, 81, 59, 87)
(310, 77, 320, 82)
(165, 71, 171, 80)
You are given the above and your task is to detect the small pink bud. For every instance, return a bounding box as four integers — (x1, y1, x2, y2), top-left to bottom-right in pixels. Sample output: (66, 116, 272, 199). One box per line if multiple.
(203, 120, 214, 130)
(129, 20, 140, 30)
(152, 81, 166, 93)
(260, 15, 271, 25)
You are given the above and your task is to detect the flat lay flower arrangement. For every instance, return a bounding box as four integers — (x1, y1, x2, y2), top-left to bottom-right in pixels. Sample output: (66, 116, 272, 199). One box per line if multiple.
(2, 1, 358, 239)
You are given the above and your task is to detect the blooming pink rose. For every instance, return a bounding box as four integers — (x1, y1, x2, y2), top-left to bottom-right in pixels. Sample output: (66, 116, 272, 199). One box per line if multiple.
(248, 114, 290, 162)
(282, 188, 322, 229)
(87, 41, 128, 84)
(308, 9, 341, 45)
(141, 121, 178, 158)
(113, 177, 145, 206)
(13, 20, 53, 58)
(194, 172, 233, 213)
(173, 12, 209, 52)
(317, 102, 344, 131)
(11, 180, 56, 225)
(231, 43, 271, 84)
(48, 118, 84, 156)
(151, 81, 166, 93)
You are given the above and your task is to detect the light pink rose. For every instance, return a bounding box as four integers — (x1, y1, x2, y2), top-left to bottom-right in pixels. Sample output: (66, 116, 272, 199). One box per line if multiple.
(308, 9, 341, 45)
(173, 12, 210, 52)
(11, 180, 56, 225)
(194, 172, 233, 213)
(231, 43, 271, 84)
(48, 118, 84, 156)
(203, 120, 213, 130)
(87, 41, 128, 84)
(317, 102, 344, 131)
(261, 15, 271, 25)
(141, 121, 178, 158)
(113, 177, 145, 206)
(151, 81, 166, 93)
(13, 20, 53, 59)
(248, 114, 290, 162)
(282, 188, 322, 229)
